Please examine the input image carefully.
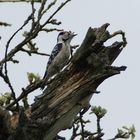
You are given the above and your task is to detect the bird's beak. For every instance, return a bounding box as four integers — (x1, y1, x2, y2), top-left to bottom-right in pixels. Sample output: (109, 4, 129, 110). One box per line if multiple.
(71, 32, 77, 37)
(73, 34, 77, 37)
(68, 31, 77, 38)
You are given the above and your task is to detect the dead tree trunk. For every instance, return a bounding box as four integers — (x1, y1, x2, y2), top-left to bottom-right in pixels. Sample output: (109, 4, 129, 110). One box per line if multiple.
(0, 23, 127, 140)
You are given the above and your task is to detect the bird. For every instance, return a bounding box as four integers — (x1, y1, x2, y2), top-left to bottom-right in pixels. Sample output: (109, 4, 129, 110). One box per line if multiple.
(41, 31, 77, 89)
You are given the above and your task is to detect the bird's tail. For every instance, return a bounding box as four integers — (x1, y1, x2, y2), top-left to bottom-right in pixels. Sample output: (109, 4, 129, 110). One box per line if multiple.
(43, 70, 48, 80)
(40, 71, 48, 90)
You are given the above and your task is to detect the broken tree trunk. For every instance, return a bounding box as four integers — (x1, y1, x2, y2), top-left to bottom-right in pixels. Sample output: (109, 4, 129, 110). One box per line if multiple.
(0, 23, 127, 140)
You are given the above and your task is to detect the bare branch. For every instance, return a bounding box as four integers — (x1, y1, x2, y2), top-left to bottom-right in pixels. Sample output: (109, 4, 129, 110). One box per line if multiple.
(3, 74, 19, 111)
(70, 122, 80, 140)
(0, 66, 8, 84)
(37, 0, 48, 22)
(41, 28, 63, 32)
(20, 48, 50, 56)
(10, 58, 19, 64)
(41, 0, 71, 28)
(1, 13, 33, 65)
(109, 30, 127, 48)
(0, 21, 11, 26)
(2, 13, 34, 112)
(6, 79, 44, 110)
(48, 19, 62, 25)
(31, 0, 36, 26)
(46, 0, 58, 11)
(0, 66, 19, 111)
(42, 0, 58, 15)
(79, 113, 85, 140)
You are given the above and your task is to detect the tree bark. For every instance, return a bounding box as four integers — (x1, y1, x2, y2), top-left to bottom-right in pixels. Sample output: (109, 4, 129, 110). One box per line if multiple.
(0, 23, 127, 140)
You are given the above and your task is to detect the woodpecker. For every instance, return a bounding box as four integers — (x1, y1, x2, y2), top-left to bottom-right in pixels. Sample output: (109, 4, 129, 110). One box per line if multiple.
(41, 31, 76, 89)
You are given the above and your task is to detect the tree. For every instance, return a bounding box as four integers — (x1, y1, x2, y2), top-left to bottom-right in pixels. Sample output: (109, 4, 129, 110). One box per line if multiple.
(0, 0, 135, 140)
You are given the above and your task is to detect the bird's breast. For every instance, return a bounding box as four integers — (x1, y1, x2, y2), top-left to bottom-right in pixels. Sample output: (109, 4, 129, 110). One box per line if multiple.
(55, 44, 70, 62)
(49, 44, 71, 70)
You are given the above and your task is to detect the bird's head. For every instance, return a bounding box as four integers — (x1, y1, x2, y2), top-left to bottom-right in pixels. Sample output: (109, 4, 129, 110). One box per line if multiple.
(57, 31, 77, 43)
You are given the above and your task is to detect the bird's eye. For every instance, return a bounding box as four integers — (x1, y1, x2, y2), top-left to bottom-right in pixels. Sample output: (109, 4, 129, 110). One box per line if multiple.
(66, 32, 71, 36)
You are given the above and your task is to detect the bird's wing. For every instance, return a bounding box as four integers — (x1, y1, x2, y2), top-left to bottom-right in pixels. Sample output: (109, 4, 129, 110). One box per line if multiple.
(43, 43, 63, 78)
(47, 43, 63, 68)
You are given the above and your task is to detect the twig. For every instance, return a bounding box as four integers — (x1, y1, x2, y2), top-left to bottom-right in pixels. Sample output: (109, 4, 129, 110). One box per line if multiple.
(6, 75, 55, 110)
(93, 133, 104, 140)
(3, 13, 33, 112)
(0, 66, 19, 110)
(97, 117, 101, 134)
(6, 79, 44, 110)
(109, 30, 127, 48)
(41, 0, 71, 28)
(46, 0, 58, 11)
(48, 19, 62, 25)
(41, 0, 58, 16)
(20, 48, 50, 56)
(0, 66, 8, 83)
(0, 17, 36, 66)
(0, 21, 11, 26)
(41, 28, 63, 32)
(70, 123, 80, 140)
(79, 112, 85, 140)
(3, 13, 33, 64)
(3, 74, 20, 111)
(31, 0, 36, 27)
(37, 0, 48, 22)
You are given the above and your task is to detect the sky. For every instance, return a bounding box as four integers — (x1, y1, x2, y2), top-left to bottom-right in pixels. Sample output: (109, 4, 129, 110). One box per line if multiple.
(0, 0, 140, 139)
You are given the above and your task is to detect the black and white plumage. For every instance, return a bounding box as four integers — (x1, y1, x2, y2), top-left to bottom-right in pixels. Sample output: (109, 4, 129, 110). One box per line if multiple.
(43, 31, 76, 82)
